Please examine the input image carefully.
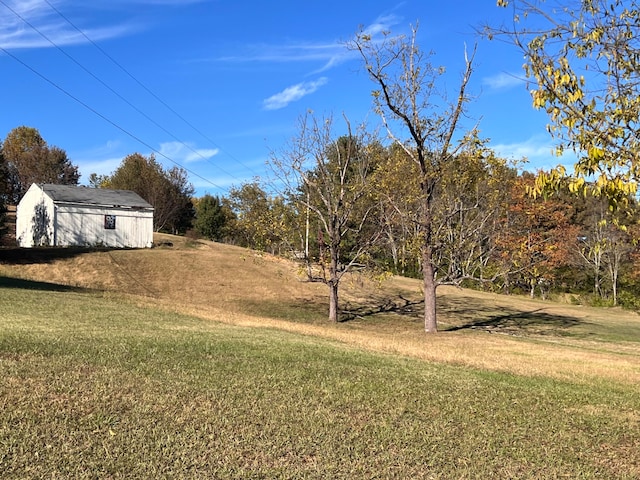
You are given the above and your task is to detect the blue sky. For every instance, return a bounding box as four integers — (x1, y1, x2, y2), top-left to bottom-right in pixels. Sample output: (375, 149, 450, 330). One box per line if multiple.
(0, 0, 569, 197)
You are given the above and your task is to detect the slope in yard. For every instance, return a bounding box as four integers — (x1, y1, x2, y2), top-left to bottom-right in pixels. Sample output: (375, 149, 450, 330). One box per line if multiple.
(1, 284, 639, 479)
(1, 233, 639, 385)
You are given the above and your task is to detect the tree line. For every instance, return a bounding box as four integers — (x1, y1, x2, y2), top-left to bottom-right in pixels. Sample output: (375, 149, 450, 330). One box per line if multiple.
(2, 122, 638, 322)
(195, 128, 640, 320)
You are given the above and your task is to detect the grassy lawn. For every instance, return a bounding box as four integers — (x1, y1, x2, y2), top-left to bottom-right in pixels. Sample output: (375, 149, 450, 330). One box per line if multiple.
(1, 282, 640, 479)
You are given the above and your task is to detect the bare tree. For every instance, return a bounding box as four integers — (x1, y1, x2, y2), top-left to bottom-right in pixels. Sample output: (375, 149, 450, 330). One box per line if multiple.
(270, 113, 379, 322)
(350, 24, 476, 332)
(575, 196, 637, 305)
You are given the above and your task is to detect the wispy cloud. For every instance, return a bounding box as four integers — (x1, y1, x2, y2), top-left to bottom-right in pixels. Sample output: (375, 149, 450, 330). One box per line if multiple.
(107, 0, 206, 4)
(71, 139, 125, 180)
(212, 13, 403, 74)
(253, 14, 402, 110)
(0, 0, 204, 50)
(263, 77, 329, 110)
(159, 141, 219, 163)
(492, 134, 577, 170)
(73, 139, 220, 182)
(314, 13, 402, 72)
(482, 72, 525, 91)
(216, 42, 349, 67)
(361, 13, 401, 38)
(77, 156, 123, 180)
(0, 0, 137, 49)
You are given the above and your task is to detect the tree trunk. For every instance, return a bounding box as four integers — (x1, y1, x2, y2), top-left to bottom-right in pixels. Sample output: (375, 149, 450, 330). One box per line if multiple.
(328, 280, 339, 322)
(503, 272, 511, 295)
(387, 230, 399, 273)
(328, 239, 340, 322)
(423, 259, 437, 333)
(421, 187, 437, 333)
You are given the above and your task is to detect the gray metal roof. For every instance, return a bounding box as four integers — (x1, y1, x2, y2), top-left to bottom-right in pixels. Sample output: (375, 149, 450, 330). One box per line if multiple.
(38, 184, 153, 209)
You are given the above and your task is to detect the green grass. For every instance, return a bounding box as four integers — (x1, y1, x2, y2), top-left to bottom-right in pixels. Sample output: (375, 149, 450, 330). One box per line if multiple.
(1, 286, 640, 478)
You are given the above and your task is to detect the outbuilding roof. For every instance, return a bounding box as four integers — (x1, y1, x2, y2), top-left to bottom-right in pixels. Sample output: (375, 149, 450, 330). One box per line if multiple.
(38, 184, 153, 209)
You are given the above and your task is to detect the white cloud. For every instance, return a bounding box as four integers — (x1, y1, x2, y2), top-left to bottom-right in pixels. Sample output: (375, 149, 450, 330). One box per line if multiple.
(69, 139, 124, 180)
(313, 14, 401, 72)
(76, 156, 122, 180)
(482, 72, 525, 91)
(491, 134, 577, 171)
(213, 42, 357, 75)
(215, 42, 346, 65)
(73, 139, 220, 184)
(0, 1, 153, 49)
(0, 24, 133, 49)
(159, 141, 219, 163)
(361, 13, 400, 38)
(211, 13, 402, 74)
(107, 0, 204, 4)
(263, 77, 328, 110)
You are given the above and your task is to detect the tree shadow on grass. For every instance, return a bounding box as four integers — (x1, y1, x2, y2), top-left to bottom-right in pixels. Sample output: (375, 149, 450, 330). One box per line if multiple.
(0, 275, 89, 293)
(444, 309, 582, 334)
(0, 247, 111, 265)
(439, 295, 585, 336)
(239, 297, 330, 323)
(341, 295, 424, 322)
(341, 291, 587, 337)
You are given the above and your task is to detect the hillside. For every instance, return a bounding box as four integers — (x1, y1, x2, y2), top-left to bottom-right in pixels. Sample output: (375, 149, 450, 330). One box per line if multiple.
(0, 234, 330, 316)
(1, 233, 639, 385)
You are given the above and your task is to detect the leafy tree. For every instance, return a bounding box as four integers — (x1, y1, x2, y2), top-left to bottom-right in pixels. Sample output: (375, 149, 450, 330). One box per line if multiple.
(227, 181, 275, 250)
(88, 173, 111, 188)
(268, 194, 304, 257)
(495, 173, 580, 299)
(372, 136, 516, 286)
(193, 194, 235, 242)
(350, 24, 477, 332)
(108, 153, 194, 233)
(2, 126, 79, 203)
(226, 181, 298, 255)
(164, 166, 196, 234)
(431, 138, 516, 288)
(489, 0, 640, 206)
(270, 113, 380, 322)
(0, 146, 6, 242)
(370, 143, 423, 277)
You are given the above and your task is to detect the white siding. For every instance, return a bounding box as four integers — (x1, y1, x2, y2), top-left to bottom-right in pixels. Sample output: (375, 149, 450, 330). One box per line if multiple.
(16, 184, 56, 247)
(16, 184, 154, 249)
(55, 205, 153, 248)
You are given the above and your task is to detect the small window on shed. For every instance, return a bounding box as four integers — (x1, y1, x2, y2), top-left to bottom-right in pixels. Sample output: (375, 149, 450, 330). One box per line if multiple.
(104, 215, 116, 230)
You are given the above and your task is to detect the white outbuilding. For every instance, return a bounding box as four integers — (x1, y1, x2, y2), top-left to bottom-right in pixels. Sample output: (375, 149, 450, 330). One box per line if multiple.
(16, 183, 154, 248)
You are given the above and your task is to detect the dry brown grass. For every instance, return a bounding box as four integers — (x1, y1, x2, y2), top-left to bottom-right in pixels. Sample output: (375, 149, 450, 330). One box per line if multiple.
(1, 232, 639, 386)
